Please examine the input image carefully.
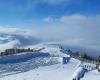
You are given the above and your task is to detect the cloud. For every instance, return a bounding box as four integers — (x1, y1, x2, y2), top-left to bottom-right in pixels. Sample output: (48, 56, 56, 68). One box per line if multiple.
(0, 39, 20, 51)
(37, 14, 100, 55)
(0, 27, 41, 50)
(1, 14, 100, 56)
(0, 26, 37, 36)
(43, 15, 59, 23)
(43, 16, 54, 23)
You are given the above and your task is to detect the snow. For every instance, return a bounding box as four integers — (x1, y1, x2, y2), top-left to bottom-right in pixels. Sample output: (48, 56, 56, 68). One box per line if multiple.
(72, 67, 87, 80)
(0, 32, 100, 80)
(79, 62, 96, 71)
(0, 52, 50, 64)
(1, 57, 97, 80)
(0, 58, 80, 80)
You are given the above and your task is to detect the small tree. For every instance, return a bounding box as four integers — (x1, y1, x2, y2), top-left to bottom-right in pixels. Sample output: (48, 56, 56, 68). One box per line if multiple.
(83, 53, 87, 59)
(97, 56, 100, 63)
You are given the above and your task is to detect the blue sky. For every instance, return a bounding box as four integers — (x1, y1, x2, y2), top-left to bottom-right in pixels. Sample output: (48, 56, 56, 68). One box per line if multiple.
(0, 0, 100, 55)
(0, 0, 100, 28)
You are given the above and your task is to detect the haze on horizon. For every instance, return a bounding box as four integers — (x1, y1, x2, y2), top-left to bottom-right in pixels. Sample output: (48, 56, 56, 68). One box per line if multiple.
(0, 0, 100, 55)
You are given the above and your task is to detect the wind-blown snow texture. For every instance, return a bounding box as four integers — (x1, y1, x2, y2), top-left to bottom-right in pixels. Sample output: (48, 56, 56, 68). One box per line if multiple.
(0, 30, 100, 80)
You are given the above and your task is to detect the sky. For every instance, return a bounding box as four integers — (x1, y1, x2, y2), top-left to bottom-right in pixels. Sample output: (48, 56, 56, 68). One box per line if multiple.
(0, 0, 100, 28)
(0, 0, 100, 54)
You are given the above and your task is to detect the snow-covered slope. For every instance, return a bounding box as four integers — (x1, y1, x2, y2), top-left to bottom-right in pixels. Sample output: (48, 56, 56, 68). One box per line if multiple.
(0, 43, 100, 80)
(0, 28, 100, 80)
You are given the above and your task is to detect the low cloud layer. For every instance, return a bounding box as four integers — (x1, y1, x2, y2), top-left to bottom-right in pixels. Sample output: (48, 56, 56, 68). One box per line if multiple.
(36, 14, 100, 56)
(1, 14, 100, 56)
(40, 14, 100, 41)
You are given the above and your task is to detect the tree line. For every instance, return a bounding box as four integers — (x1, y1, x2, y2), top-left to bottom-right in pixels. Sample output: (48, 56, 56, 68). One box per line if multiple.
(0, 48, 45, 56)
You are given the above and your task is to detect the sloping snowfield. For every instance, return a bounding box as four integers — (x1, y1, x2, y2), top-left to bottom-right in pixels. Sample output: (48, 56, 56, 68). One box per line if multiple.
(0, 31, 100, 80)
(0, 43, 100, 80)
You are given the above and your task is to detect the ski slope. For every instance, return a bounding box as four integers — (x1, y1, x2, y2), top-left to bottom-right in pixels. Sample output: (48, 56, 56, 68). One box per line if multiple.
(0, 43, 100, 80)
(0, 30, 100, 80)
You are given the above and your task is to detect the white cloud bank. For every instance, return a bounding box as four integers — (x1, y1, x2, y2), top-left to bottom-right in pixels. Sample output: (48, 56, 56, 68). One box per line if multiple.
(0, 14, 100, 56)
(0, 27, 40, 51)
(36, 14, 100, 56)
(41, 14, 100, 41)
(0, 26, 37, 36)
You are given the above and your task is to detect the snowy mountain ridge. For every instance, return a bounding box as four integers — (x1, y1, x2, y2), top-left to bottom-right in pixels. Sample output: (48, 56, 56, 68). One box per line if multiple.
(0, 43, 100, 80)
(0, 28, 100, 80)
